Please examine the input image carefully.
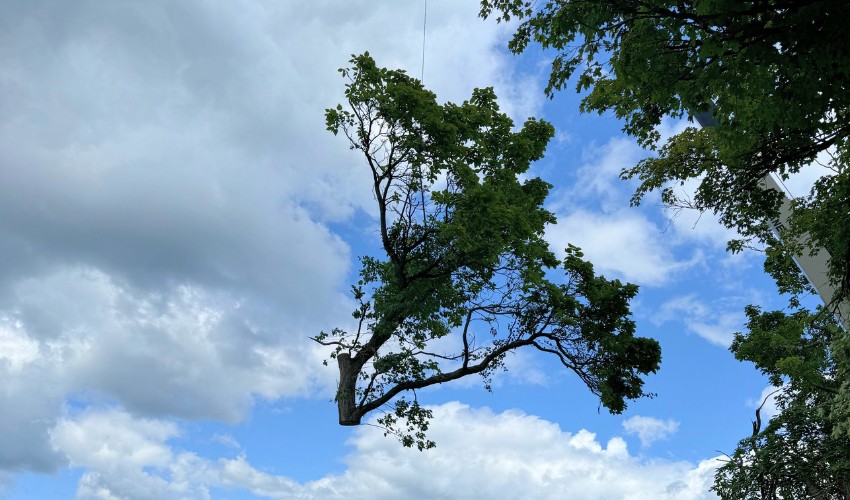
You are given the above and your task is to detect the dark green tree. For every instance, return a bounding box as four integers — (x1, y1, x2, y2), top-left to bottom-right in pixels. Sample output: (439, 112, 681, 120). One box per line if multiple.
(479, 0, 850, 317)
(714, 307, 850, 499)
(478, 0, 850, 494)
(316, 53, 660, 449)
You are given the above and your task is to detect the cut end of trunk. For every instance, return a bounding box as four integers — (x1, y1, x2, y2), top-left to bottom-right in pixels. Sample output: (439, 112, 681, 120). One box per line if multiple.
(337, 403, 362, 426)
(339, 416, 362, 426)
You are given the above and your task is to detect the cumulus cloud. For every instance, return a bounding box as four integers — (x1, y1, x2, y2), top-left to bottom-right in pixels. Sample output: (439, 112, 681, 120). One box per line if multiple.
(0, 267, 340, 472)
(656, 117, 692, 145)
(623, 415, 681, 448)
(323, 403, 719, 500)
(0, 0, 552, 481)
(51, 410, 182, 498)
(571, 137, 644, 209)
(547, 209, 702, 287)
(0, 0, 540, 304)
(686, 315, 743, 348)
(546, 136, 703, 287)
(653, 294, 748, 347)
(777, 148, 837, 198)
(50, 403, 719, 499)
(567, 130, 744, 273)
(0, 2, 736, 498)
(563, 118, 688, 211)
(50, 408, 301, 499)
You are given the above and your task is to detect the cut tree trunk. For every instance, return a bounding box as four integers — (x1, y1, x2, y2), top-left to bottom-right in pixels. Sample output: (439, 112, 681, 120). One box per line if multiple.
(336, 353, 361, 426)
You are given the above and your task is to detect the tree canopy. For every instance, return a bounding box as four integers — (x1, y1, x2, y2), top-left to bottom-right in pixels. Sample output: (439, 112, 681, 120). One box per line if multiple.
(714, 306, 850, 498)
(317, 53, 660, 449)
(480, 0, 850, 315)
(478, 0, 850, 496)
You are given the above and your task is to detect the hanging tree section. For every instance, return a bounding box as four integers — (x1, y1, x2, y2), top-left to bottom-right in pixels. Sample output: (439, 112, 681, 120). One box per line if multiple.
(315, 53, 661, 450)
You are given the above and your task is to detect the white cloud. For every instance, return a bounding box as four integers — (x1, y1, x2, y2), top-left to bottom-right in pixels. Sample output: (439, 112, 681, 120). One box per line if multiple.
(653, 294, 710, 325)
(50, 408, 301, 499)
(0, 319, 39, 373)
(211, 433, 241, 450)
(0, 0, 546, 479)
(52, 410, 177, 473)
(448, 347, 552, 389)
(502, 349, 550, 386)
(687, 315, 741, 347)
(623, 415, 680, 448)
(562, 120, 690, 213)
(548, 209, 701, 286)
(0, 267, 341, 473)
(545, 135, 705, 287)
(0, 0, 540, 301)
(51, 410, 184, 499)
(326, 403, 718, 499)
(653, 294, 746, 347)
(571, 137, 643, 209)
(51, 403, 719, 499)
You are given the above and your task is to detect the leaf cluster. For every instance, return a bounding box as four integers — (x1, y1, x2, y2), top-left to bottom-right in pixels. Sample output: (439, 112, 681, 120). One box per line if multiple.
(481, 0, 850, 310)
(317, 53, 661, 449)
(478, 1, 850, 495)
(715, 307, 850, 499)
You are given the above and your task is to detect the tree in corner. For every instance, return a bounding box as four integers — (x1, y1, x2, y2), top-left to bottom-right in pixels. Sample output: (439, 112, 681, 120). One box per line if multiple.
(478, 1, 850, 496)
(315, 53, 660, 449)
(479, 0, 850, 311)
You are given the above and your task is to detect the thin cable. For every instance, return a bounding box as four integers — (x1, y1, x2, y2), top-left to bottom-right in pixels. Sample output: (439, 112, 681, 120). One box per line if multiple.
(421, 0, 427, 82)
(419, 0, 428, 226)
(776, 174, 795, 198)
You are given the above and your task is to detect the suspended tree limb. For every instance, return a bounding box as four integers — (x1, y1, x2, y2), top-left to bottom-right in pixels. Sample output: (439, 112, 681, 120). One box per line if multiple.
(319, 53, 661, 446)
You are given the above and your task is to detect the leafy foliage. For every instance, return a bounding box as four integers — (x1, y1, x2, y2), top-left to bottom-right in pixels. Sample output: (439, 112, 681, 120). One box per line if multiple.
(316, 53, 661, 449)
(714, 307, 850, 499)
(478, 0, 850, 495)
(480, 0, 850, 313)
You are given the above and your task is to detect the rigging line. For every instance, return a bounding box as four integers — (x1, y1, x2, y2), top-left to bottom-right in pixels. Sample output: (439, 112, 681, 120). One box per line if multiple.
(776, 174, 795, 199)
(421, 0, 427, 82)
(419, 0, 428, 227)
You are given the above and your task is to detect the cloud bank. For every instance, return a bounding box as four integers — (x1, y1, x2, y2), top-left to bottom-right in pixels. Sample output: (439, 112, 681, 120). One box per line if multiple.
(0, 0, 542, 479)
(51, 403, 719, 499)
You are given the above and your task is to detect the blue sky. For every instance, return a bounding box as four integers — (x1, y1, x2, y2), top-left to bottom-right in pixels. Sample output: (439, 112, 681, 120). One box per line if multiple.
(0, 1, 831, 498)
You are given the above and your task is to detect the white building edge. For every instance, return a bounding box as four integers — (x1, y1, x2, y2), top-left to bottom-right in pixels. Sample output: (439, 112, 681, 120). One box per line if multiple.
(693, 110, 849, 331)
